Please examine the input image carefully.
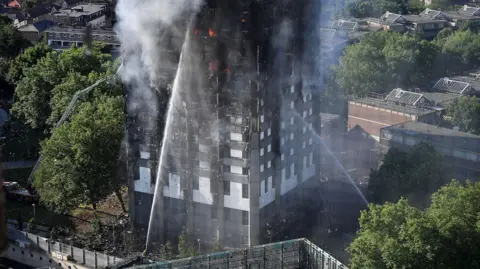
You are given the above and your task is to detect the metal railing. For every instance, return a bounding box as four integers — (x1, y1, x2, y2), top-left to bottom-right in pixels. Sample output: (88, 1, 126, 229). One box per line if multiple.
(129, 238, 347, 269)
(7, 227, 123, 268)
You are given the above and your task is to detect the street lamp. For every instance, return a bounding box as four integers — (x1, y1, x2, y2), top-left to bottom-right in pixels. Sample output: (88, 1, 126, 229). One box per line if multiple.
(32, 203, 36, 218)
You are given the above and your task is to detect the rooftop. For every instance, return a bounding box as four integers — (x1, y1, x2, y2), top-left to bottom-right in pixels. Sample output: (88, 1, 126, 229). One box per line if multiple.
(45, 25, 115, 35)
(433, 77, 471, 95)
(420, 8, 444, 20)
(423, 5, 480, 21)
(450, 72, 480, 93)
(320, 112, 340, 126)
(385, 88, 424, 106)
(52, 3, 104, 18)
(319, 27, 336, 40)
(382, 121, 480, 152)
(419, 91, 459, 106)
(458, 4, 480, 17)
(331, 19, 358, 31)
(401, 14, 446, 24)
(379, 11, 405, 24)
(349, 96, 435, 116)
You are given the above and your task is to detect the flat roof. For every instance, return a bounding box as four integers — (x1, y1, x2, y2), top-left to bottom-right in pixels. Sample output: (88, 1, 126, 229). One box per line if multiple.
(420, 91, 459, 105)
(402, 14, 447, 23)
(450, 74, 480, 92)
(320, 113, 340, 126)
(349, 97, 435, 116)
(45, 26, 116, 35)
(443, 11, 480, 20)
(382, 121, 480, 152)
(52, 4, 105, 18)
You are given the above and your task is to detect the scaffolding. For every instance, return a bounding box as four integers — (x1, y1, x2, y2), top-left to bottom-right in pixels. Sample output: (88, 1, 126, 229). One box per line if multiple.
(128, 238, 347, 269)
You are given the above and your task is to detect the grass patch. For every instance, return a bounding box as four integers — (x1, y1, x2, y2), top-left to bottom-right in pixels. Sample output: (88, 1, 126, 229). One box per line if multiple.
(5, 200, 72, 229)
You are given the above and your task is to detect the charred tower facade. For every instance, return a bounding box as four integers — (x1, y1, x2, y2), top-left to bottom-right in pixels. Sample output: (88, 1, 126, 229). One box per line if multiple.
(126, 0, 323, 248)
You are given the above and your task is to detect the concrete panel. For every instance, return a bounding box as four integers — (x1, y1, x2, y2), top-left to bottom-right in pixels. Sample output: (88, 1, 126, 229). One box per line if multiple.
(193, 177, 213, 205)
(163, 173, 184, 199)
(224, 182, 250, 211)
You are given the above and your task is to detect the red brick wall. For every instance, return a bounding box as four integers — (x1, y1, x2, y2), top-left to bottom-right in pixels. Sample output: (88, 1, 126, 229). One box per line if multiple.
(348, 102, 414, 137)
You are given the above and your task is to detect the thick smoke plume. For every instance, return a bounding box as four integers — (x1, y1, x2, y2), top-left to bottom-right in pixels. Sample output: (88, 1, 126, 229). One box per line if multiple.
(115, 0, 204, 118)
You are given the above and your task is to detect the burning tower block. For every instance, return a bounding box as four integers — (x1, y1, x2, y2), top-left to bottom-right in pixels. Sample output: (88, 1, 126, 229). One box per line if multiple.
(125, 0, 324, 248)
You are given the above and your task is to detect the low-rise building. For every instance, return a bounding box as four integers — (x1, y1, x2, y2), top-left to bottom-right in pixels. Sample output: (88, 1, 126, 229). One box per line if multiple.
(52, 3, 106, 27)
(421, 5, 480, 27)
(450, 71, 480, 97)
(367, 11, 447, 39)
(44, 26, 120, 52)
(348, 91, 442, 141)
(51, 0, 86, 10)
(17, 20, 55, 44)
(380, 121, 480, 181)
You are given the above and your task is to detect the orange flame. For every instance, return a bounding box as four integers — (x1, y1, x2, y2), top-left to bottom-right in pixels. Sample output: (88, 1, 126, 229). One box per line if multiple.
(241, 18, 246, 23)
(209, 28, 216, 37)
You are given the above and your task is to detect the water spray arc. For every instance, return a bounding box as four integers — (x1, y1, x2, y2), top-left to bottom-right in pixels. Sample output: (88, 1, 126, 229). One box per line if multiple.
(287, 108, 369, 205)
(118, 0, 360, 252)
(145, 47, 186, 251)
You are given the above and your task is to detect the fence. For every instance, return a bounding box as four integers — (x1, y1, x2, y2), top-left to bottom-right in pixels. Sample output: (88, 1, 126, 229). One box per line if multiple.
(128, 238, 347, 269)
(8, 227, 123, 268)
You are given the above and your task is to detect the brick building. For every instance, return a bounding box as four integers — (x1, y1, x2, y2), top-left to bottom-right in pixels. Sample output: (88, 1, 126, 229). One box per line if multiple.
(348, 91, 441, 141)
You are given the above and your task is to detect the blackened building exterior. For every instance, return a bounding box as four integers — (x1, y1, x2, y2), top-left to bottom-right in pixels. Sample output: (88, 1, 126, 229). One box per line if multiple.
(125, 0, 324, 248)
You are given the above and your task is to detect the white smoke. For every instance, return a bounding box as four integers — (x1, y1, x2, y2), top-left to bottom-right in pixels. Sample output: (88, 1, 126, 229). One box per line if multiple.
(115, 0, 204, 112)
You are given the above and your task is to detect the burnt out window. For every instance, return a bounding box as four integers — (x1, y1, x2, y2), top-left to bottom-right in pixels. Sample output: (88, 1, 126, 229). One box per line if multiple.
(211, 207, 217, 219)
(193, 177, 199, 190)
(242, 184, 249, 198)
(242, 210, 249, 225)
(224, 181, 230, 195)
(224, 208, 231, 221)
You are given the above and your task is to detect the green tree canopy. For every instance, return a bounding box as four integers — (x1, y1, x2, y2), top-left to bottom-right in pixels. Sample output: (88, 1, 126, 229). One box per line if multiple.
(434, 29, 480, 73)
(8, 42, 52, 85)
(0, 15, 29, 59)
(12, 43, 115, 130)
(34, 95, 125, 213)
(349, 181, 480, 269)
(343, 0, 409, 18)
(447, 96, 480, 135)
(0, 115, 43, 161)
(368, 143, 450, 208)
(335, 31, 438, 95)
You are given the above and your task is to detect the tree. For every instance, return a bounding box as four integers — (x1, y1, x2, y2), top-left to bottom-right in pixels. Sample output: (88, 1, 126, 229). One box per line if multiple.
(344, 0, 408, 18)
(335, 31, 438, 95)
(8, 42, 52, 85)
(320, 67, 347, 116)
(434, 29, 480, 73)
(0, 115, 44, 161)
(349, 181, 480, 269)
(33, 95, 125, 213)
(348, 199, 436, 269)
(177, 228, 199, 258)
(12, 43, 115, 130)
(0, 16, 29, 59)
(447, 96, 480, 135)
(368, 143, 450, 208)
